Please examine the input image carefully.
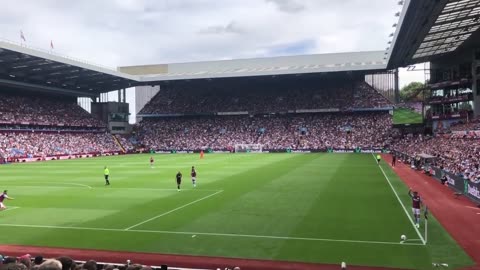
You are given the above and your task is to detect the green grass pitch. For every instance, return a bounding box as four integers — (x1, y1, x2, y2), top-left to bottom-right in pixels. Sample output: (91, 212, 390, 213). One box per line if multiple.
(0, 154, 473, 269)
(393, 108, 424, 125)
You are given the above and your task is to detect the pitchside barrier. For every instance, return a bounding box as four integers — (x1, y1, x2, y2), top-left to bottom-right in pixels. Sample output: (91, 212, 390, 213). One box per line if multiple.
(392, 150, 480, 205)
(152, 148, 386, 154)
(0, 152, 123, 164)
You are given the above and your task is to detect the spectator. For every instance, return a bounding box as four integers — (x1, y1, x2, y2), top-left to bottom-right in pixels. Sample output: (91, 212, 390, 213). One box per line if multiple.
(0, 93, 105, 128)
(82, 260, 97, 270)
(34, 257, 44, 266)
(56, 257, 75, 270)
(3, 264, 28, 270)
(136, 112, 392, 151)
(39, 260, 62, 270)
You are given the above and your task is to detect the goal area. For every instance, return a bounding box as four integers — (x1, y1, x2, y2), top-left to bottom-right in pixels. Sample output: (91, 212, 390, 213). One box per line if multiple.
(234, 144, 263, 153)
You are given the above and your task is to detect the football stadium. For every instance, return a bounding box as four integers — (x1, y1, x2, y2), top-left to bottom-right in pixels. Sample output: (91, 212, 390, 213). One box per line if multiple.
(1, 1, 480, 270)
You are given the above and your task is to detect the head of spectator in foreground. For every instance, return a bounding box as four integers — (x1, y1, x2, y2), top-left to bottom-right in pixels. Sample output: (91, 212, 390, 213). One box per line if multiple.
(3, 257, 17, 265)
(125, 264, 142, 270)
(34, 256, 44, 266)
(82, 260, 97, 270)
(56, 256, 75, 270)
(39, 259, 62, 270)
(103, 265, 115, 270)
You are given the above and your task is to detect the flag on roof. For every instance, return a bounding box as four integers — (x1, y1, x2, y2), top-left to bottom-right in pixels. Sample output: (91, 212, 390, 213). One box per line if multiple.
(20, 30, 26, 42)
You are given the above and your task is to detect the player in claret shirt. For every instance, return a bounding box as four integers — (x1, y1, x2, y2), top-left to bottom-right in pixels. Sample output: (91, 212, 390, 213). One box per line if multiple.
(191, 166, 197, 188)
(408, 189, 422, 228)
(0, 190, 14, 211)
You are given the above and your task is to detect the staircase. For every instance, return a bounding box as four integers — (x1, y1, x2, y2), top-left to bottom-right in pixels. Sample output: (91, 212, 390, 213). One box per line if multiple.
(112, 135, 126, 153)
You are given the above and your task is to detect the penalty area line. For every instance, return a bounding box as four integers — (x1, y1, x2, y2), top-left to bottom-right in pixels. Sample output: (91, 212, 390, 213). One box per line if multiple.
(124, 190, 224, 230)
(372, 154, 426, 245)
(33, 182, 92, 189)
(3, 185, 221, 192)
(3, 206, 20, 212)
(0, 223, 424, 246)
(0, 181, 93, 189)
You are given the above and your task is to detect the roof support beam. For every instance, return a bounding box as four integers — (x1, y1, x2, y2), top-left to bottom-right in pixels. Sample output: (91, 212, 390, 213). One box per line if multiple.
(0, 78, 97, 98)
(427, 20, 480, 36)
(421, 31, 472, 44)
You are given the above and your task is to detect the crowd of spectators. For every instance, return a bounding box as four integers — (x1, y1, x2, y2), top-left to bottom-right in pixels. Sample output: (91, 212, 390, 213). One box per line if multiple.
(0, 132, 121, 158)
(0, 93, 105, 128)
(449, 118, 480, 131)
(0, 254, 240, 270)
(135, 82, 393, 151)
(0, 92, 118, 159)
(139, 82, 392, 114)
(115, 135, 135, 152)
(392, 134, 480, 183)
(352, 83, 392, 109)
(0, 83, 394, 159)
(136, 112, 392, 151)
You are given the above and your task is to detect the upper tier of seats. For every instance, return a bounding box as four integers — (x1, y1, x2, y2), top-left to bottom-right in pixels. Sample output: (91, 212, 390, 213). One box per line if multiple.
(0, 92, 105, 128)
(139, 82, 392, 114)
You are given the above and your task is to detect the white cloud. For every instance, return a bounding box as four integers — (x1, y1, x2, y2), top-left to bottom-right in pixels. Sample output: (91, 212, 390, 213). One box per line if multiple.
(199, 21, 244, 35)
(1, 0, 402, 65)
(265, 0, 305, 13)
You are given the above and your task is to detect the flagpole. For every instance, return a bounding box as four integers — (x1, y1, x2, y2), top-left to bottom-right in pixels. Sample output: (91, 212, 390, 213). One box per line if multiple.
(20, 30, 26, 46)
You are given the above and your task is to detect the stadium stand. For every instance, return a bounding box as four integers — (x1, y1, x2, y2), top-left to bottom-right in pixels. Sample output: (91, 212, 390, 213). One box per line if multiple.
(0, 132, 121, 159)
(135, 80, 393, 151)
(137, 113, 392, 151)
(0, 92, 123, 161)
(393, 133, 480, 182)
(0, 92, 105, 128)
(449, 118, 480, 131)
(139, 82, 391, 115)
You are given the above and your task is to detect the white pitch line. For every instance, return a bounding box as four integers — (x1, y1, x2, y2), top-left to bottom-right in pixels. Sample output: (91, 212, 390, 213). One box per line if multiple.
(0, 182, 92, 189)
(4, 185, 221, 192)
(3, 206, 20, 212)
(372, 154, 426, 245)
(125, 190, 224, 230)
(403, 238, 422, 242)
(0, 223, 424, 246)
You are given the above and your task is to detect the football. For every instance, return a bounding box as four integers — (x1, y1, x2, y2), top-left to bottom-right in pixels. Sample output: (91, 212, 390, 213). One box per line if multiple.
(401, 235, 407, 241)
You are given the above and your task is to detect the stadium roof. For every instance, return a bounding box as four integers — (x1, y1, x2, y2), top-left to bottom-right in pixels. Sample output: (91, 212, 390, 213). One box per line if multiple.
(0, 39, 138, 97)
(119, 51, 387, 82)
(388, 0, 480, 68)
(0, 39, 388, 94)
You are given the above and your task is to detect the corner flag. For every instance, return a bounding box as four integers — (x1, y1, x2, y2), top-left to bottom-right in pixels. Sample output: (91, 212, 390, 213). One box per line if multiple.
(424, 205, 429, 220)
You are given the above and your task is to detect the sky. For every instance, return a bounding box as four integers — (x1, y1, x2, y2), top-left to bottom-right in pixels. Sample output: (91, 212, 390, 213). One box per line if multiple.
(0, 0, 425, 122)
